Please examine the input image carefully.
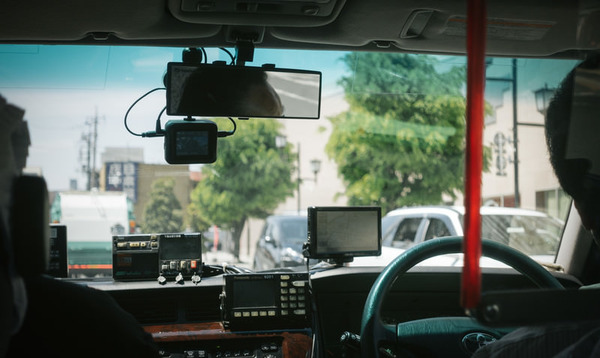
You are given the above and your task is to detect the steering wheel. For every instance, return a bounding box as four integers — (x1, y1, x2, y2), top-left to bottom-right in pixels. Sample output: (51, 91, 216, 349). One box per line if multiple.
(360, 236, 563, 357)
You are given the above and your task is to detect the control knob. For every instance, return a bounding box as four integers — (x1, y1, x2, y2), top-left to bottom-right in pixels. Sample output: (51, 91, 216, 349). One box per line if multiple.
(191, 273, 201, 285)
(157, 274, 167, 285)
(175, 272, 184, 285)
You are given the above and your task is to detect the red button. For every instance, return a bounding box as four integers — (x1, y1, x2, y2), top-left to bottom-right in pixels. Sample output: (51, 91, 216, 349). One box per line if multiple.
(191, 260, 197, 269)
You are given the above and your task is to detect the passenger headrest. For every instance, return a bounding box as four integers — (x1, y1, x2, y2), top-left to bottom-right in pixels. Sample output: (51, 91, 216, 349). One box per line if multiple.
(10, 175, 49, 277)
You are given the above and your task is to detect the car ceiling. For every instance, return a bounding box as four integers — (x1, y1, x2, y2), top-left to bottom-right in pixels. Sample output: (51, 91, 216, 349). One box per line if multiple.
(1, 0, 597, 58)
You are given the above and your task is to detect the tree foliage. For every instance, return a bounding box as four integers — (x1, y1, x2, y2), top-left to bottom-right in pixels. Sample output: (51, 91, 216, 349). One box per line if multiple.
(188, 118, 295, 258)
(141, 177, 183, 233)
(327, 53, 470, 214)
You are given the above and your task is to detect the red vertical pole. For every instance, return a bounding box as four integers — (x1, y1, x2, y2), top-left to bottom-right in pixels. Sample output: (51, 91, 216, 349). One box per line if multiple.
(461, 0, 487, 310)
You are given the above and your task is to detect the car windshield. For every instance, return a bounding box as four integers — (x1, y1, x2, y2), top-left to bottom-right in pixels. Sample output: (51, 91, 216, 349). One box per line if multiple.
(0, 45, 578, 276)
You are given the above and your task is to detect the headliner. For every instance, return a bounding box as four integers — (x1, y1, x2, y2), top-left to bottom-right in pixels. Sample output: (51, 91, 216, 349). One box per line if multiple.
(0, 0, 596, 58)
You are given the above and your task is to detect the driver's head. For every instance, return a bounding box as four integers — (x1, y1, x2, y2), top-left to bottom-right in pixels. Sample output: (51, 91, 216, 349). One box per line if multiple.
(178, 67, 283, 117)
(546, 55, 600, 240)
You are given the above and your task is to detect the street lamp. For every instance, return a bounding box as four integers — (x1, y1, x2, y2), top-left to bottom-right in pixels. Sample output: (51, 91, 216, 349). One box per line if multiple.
(309, 159, 322, 181)
(534, 84, 556, 116)
(275, 135, 287, 149)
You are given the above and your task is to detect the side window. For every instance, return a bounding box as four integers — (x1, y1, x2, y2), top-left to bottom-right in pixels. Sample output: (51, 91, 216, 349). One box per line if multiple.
(258, 223, 268, 243)
(391, 218, 423, 249)
(424, 218, 452, 241)
(263, 223, 276, 245)
(269, 224, 280, 244)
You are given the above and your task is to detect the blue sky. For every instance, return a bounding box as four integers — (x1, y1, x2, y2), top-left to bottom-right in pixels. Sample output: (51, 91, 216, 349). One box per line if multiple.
(0, 45, 347, 93)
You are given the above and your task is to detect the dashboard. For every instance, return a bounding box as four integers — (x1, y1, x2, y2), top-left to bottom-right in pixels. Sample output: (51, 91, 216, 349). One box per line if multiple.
(83, 265, 581, 358)
(49, 228, 582, 357)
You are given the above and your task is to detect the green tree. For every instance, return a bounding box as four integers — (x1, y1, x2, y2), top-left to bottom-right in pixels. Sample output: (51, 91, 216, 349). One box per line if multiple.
(188, 118, 295, 259)
(327, 52, 469, 214)
(141, 177, 183, 233)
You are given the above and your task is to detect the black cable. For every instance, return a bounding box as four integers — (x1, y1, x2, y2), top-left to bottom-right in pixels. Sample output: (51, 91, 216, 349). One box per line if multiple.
(219, 47, 236, 65)
(144, 106, 167, 138)
(201, 264, 225, 278)
(218, 117, 237, 138)
(307, 265, 325, 358)
(123, 87, 165, 137)
(141, 106, 166, 137)
(201, 48, 208, 63)
(156, 107, 166, 131)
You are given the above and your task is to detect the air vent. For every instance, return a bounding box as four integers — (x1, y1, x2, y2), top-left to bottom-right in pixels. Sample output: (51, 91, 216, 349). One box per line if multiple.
(185, 298, 221, 322)
(110, 286, 224, 325)
(184, 287, 222, 322)
(118, 296, 179, 324)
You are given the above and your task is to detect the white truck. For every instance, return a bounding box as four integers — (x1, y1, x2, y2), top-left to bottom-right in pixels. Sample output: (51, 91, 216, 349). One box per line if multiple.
(50, 190, 134, 277)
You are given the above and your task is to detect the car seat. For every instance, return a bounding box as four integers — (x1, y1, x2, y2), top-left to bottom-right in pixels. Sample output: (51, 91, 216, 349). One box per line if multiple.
(5, 175, 160, 358)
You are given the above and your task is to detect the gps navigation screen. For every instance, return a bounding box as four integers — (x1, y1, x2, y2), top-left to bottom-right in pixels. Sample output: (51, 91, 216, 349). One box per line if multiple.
(308, 206, 381, 258)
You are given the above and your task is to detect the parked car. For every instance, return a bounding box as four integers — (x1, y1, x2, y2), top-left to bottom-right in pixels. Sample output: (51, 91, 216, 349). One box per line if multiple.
(382, 206, 562, 256)
(351, 206, 563, 268)
(253, 215, 308, 271)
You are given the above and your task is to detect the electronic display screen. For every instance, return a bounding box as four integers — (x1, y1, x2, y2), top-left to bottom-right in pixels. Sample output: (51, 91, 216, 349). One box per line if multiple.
(232, 279, 278, 308)
(308, 206, 381, 258)
(159, 234, 202, 260)
(176, 130, 209, 156)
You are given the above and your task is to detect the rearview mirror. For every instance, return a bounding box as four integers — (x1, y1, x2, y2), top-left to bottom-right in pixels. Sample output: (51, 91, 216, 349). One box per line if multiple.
(165, 63, 322, 119)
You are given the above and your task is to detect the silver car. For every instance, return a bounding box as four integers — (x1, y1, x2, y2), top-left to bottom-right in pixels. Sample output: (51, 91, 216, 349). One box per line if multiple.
(382, 206, 563, 256)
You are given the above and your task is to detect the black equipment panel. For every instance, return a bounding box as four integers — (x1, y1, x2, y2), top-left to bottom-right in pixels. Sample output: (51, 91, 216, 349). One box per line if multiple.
(222, 273, 311, 330)
(112, 233, 202, 282)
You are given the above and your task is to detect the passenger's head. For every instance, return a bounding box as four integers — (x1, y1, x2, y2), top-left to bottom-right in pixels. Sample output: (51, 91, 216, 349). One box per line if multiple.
(177, 66, 283, 118)
(546, 55, 600, 239)
(0, 95, 29, 355)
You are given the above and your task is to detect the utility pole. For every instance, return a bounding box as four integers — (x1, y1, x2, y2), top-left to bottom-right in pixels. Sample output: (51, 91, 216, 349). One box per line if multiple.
(511, 59, 520, 208)
(80, 108, 101, 191)
(91, 107, 98, 189)
(80, 131, 91, 191)
(297, 142, 301, 214)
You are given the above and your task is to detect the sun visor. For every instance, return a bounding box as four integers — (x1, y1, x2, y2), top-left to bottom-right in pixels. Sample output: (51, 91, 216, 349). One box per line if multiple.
(565, 65, 600, 176)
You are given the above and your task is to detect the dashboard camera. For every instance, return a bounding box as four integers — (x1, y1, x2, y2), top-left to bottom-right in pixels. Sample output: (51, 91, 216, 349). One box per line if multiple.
(164, 120, 217, 164)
